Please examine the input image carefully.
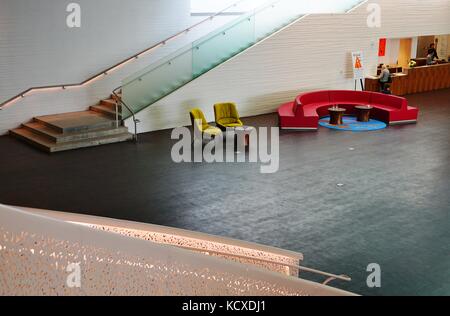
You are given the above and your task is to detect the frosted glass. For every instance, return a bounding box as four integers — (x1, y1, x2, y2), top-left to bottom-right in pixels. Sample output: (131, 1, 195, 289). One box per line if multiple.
(192, 14, 256, 77)
(255, 1, 302, 41)
(279, 0, 364, 14)
(122, 47, 193, 115)
(253, 0, 364, 41)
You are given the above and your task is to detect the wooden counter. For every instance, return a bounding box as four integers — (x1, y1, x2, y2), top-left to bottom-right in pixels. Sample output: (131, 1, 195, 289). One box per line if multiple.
(365, 63, 450, 95)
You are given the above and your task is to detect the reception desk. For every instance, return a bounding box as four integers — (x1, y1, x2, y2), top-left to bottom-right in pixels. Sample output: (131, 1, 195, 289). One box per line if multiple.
(365, 63, 450, 95)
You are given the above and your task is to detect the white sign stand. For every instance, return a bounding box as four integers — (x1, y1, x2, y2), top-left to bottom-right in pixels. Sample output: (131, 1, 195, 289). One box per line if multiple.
(351, 51, 365, 91)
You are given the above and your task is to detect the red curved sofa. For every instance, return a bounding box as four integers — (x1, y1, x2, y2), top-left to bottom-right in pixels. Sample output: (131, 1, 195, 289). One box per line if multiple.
(278, 90, 419, 130)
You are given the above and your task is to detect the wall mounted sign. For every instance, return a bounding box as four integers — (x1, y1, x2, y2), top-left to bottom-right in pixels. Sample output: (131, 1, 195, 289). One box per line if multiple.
(378, 38, 387, 57)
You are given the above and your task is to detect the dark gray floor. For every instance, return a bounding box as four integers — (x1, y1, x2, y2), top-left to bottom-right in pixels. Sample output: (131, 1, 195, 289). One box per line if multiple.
(1, 89, 449, 296)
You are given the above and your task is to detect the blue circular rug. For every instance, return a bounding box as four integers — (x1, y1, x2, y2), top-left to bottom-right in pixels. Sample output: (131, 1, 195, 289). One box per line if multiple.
(319, 116, 387, 132)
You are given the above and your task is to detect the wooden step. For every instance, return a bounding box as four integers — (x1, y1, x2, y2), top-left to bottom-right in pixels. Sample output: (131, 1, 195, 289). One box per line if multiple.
(111, 93, 122, 100)
(100, 98, 119, 110)
(10, 127, 133, 153)
(34, 111, 117, 133)
(90, 104, 122, 120)
(22, 121, 129, 143)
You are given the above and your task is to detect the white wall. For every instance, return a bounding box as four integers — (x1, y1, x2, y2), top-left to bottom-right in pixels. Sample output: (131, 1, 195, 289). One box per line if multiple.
(127, 0, 450, 134)
(0, 0, 239, 134)
(378, 38, 401, 65)
(0, 0, 193, 101)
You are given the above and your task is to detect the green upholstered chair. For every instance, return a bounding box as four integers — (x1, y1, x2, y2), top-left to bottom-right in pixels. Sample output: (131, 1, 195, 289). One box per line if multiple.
(213, 102, 244, 130)
(189, 108, 222, 139)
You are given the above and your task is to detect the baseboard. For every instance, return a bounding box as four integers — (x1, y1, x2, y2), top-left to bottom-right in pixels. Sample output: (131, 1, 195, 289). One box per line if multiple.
(389, 120, 418, 125)
(280, 127, 318, 131)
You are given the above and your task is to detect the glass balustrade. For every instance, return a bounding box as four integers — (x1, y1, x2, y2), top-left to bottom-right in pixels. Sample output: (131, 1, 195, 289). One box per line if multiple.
(121, 0, 365, 118)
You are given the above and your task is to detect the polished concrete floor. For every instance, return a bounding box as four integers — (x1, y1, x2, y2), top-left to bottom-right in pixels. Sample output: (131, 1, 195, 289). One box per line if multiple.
(1, 89, 449, 296)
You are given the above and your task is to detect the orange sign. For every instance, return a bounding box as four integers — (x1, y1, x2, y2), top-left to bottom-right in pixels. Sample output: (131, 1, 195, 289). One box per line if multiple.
(355, 56, 362, 69)
(351, 51, 365, 80)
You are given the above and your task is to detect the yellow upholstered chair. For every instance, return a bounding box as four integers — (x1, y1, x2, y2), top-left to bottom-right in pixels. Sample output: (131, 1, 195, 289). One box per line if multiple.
(214, 102, 244, 130)
(189, 108, 222, 139)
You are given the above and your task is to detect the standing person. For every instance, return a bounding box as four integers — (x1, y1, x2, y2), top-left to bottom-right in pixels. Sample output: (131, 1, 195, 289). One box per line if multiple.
(428, 43, 439, 60)
(427, 43, 439, 65)
(378, 64, 391, 92)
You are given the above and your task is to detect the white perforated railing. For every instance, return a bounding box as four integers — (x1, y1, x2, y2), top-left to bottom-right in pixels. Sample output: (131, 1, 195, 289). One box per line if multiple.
(0, 205, 356, 296)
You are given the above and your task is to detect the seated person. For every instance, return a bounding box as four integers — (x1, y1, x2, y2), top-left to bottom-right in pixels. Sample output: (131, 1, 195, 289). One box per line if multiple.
(378, 64, 391, 91)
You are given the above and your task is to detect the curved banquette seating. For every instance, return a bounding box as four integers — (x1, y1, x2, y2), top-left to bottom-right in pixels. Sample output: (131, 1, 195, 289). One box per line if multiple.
(278, 90, 419, 130)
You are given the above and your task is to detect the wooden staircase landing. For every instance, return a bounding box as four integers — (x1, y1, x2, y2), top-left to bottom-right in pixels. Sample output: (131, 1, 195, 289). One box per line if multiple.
(10, 108, 133, 153)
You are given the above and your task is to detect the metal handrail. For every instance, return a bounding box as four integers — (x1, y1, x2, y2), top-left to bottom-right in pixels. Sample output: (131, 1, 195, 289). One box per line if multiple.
(177, 244, 352, 285)
(0, 0, 247, 110)
(112, 87, 139, 141)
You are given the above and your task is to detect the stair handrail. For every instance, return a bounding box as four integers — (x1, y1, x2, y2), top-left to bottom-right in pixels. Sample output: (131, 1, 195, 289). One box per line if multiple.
(112, 87, 139, 141)
(112, 86, 141, 142)
(0, 0, 247, 111)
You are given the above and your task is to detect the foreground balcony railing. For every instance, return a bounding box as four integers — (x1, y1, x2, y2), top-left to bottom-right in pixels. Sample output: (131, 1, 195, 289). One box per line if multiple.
(0, 204, 356, 296)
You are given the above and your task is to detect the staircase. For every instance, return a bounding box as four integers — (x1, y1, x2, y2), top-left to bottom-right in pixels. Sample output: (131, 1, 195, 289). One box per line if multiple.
(10, 93, 134, 153)
(120, 0, 366, 120)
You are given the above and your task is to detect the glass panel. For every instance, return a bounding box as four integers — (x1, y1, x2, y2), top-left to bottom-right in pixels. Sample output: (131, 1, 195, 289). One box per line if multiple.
(287, 0, 364, 14)
(330, 0, 365, 12)
(192, 14, 256, 78)
(122, 46, 193, 115)
(254, 1, 302, 41)
(254, 0, 365, 41)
